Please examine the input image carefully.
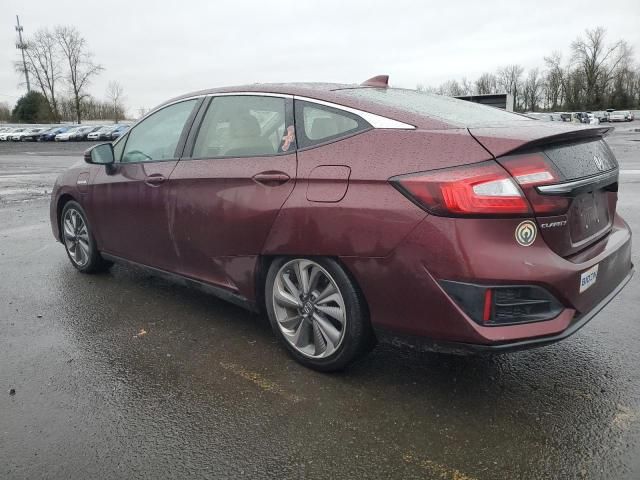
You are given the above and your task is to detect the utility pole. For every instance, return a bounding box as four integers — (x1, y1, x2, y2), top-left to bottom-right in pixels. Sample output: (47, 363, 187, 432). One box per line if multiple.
(15, 15, 31, 92)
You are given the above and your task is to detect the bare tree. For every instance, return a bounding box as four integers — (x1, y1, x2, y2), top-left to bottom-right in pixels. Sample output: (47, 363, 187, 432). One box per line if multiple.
(460, 77, 473, 95)
(0, 101, 11, 122)
(55, 26, 103, 124)
(497, 64, 524, 109)
(571, 27, 632, 109)
(475, 72, 498, 95)
(543, 51, 564, 110)
(523, 68, 543, 111)
(105, 81, 125, 123)
(438, 79, 464, 96)
(14, 28, 62, 121)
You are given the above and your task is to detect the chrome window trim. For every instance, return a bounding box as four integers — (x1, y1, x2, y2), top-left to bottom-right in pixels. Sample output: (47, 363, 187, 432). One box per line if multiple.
(130, 91, 415, 146)
(202, 92, 415, 129)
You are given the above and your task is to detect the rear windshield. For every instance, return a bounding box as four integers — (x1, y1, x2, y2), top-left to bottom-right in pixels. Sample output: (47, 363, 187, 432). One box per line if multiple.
(337, 88, 530, 127)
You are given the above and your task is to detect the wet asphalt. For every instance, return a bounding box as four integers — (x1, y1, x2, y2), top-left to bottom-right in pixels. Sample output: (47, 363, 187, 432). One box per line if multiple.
(1, 128, 640, 480)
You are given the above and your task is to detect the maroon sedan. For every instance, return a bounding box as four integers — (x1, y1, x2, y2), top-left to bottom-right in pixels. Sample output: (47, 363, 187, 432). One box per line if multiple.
(50, 76, 633, 371)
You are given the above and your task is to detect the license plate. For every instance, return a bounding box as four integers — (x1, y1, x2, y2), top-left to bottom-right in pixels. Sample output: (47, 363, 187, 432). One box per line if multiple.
(579, 264, 599, 293)
(569, 191, 609, 243)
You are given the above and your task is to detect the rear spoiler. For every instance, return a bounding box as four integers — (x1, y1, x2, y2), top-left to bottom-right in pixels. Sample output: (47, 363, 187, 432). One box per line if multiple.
(509, 126, 613, 153)
(469, 124, 614, 158)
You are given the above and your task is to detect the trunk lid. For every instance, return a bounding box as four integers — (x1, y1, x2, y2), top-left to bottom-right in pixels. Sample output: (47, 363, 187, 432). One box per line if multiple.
(470, 124, 619, 258)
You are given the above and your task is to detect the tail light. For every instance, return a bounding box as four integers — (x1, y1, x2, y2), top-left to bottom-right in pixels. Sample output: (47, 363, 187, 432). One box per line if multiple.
(391, 155, 570, 217)
(497, 153, 571, 215)
(390, 161, 530, 216)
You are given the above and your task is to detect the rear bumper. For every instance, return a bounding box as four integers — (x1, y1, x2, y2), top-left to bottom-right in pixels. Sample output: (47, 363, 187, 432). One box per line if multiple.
(342, 212, 633, 348)
(374, 267, 633, 354)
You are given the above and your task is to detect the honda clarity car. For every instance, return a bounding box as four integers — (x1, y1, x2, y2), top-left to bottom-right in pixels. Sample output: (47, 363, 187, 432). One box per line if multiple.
(49, 76, 633, 371)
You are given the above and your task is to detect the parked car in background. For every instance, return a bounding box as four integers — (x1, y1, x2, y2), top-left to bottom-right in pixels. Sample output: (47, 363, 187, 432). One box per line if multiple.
(524, 113, 549, 121)
(11, 127, 45, 141)
(609, 110, 630, 122)
(50, 80, 633, 371)
(18, 127, 48, 142)
(593, 111, 609, 122)
(0, 128, 19, 141)
(55, 127, 84, 141)
(69, 126, 98, 141)
(40, 126, 70, 141)
(109, 124, 130, 140)
(87, 125, 117, 141)
(586, 113, 600, 125)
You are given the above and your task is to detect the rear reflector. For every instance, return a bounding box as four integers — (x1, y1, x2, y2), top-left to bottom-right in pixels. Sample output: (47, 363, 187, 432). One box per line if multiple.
(391, 161, 530, 216)
(440, 280, 564, 326)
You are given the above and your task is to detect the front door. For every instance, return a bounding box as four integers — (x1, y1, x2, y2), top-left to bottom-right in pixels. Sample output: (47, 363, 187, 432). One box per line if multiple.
(170, 95, 297, 296)
(88, 98, 201, 270)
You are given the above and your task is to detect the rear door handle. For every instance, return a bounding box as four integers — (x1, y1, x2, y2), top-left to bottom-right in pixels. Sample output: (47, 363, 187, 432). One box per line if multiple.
(144, 174, 166, 186)
(253, 171, 290, 186)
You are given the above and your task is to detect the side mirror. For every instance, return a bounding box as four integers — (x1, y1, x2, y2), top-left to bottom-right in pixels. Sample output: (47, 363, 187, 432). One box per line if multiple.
(84, 143, 115, 165)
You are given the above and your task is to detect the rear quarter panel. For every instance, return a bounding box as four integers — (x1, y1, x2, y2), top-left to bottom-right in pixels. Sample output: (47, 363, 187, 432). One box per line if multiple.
(263, 128, 493, 257)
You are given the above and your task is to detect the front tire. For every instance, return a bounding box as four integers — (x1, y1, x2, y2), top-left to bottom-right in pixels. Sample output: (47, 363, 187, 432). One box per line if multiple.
(265, 257, 374, 372)
(60, 201, 112, 273)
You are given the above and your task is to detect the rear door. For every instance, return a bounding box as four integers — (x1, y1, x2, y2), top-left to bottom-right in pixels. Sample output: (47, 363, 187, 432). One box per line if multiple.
(169, 94, 297, 294)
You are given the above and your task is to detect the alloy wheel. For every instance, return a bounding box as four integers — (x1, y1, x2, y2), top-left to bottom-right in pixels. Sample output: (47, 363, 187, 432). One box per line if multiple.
(62, 208, 90, 267)
(272, 259, 347, 359)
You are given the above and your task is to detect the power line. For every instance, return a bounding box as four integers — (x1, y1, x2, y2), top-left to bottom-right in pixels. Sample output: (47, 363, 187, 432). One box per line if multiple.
(15, 15, 30, 92)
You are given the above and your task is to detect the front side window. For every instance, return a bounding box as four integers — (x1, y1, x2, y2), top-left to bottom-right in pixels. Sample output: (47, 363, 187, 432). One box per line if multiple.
(295, 101, 370, 149)
(121, 99, 198, 163)
(192, 96, 291, 158)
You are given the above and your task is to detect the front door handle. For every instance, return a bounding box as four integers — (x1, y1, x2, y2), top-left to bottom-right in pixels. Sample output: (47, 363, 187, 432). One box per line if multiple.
(253, 171, 290, 186)
(144, 174, 166, 187)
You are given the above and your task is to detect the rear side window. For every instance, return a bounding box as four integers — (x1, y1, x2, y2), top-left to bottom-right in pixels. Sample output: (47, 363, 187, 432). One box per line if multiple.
(295, 100, 370, 149)
(192, 96, 292, 158)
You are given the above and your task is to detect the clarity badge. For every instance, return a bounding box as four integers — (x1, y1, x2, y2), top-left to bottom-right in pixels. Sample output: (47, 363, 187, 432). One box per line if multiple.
(515, 220, 537, 246)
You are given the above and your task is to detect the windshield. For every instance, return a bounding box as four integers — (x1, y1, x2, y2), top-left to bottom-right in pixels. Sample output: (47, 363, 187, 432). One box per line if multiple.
(337, 88, 530, 127)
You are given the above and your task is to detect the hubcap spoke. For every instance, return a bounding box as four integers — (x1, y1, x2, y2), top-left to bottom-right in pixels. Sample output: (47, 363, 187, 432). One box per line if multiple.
(282, 272, 300, 300)
(315, 305, 344, 325)
(312, 312, 342, 346)
(295, 260, 311, 296)
(314, 283, 336, 303)
(279, 314, 303, 329)
(293, 318, 312, 347)
(274, 283, 302, 309)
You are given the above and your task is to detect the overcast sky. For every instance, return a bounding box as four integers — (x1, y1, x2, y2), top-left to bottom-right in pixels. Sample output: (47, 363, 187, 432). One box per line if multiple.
(1, 0, 639, 116)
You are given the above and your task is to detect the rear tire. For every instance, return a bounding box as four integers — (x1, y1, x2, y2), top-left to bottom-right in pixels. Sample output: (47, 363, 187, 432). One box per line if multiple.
(265, 257, 374, 372)
(60, 201, 112, 273)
